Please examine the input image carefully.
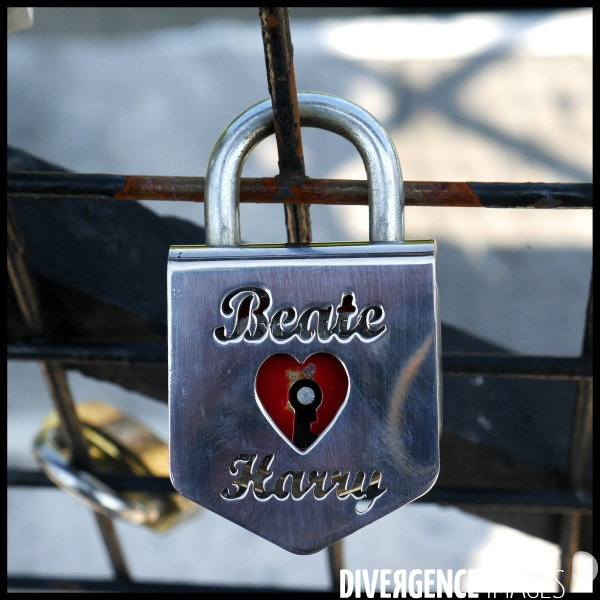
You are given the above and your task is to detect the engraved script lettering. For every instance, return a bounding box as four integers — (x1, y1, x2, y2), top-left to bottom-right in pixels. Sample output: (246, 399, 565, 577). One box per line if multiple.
(221, 454, 387, 513)
(214, 287, 387, 345)
(214, 287, 271, 344)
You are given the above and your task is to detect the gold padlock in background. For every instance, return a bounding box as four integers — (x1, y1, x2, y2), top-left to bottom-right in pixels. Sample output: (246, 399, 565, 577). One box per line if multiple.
(34, 401, 200, 533)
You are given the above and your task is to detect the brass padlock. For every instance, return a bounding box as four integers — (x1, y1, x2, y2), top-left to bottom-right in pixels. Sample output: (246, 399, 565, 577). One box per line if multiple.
(34, 401, 200, 532)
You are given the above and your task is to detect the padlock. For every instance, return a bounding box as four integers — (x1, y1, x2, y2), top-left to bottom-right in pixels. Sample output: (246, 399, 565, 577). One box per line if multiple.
(169, 92, 440, 554)
(34, 401, 200, 532)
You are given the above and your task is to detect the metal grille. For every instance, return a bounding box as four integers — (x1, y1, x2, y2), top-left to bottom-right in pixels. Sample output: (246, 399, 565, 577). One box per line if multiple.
(7, 8, 592, 593)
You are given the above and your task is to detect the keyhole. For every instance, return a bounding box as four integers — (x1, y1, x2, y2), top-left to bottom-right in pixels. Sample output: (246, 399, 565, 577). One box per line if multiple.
(289, 379, 323, 450)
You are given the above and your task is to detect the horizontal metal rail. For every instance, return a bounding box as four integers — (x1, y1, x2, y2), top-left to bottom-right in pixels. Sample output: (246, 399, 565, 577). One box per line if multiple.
(7, 172, 593, 208)
(6, 576, 297, 593)
(7, 342, 170, 365)
(7, 342, 592, 380)
(7, 469, 592, 515)
(441, 353, 592, 380)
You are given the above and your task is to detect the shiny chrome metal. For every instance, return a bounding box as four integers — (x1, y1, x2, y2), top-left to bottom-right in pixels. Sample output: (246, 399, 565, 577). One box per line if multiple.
(169, 242, 440, 554)
(174, 94, 435, 554)
(34, 401, 200, 532)
(205, 92, 404, 246)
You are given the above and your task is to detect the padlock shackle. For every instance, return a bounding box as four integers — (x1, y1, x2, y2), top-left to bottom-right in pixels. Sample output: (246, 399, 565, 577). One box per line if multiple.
(205, 92, 404, 246)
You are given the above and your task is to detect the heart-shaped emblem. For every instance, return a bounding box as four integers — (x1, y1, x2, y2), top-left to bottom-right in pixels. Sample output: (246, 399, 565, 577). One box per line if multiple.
(255, 353, 350, 453)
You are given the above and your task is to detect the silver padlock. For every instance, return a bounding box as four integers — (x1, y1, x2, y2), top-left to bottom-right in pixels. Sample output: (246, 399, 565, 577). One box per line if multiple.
(169, 92, 441, 554)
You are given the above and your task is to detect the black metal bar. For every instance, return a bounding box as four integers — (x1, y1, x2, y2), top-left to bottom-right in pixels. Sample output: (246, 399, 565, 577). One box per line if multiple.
(36, 363, 94, 470)
(7, 172, 593, 209)
(6, 576, 301, 593)
(7, 342, 593, 380)
(7, 202, 131, 580)
(259, 7, 312, 244)
(569, 279, 593, 488)
(559, 514, 582, 591)
(6, 469, 173, 491)
(7, 204, 44, 335)
(7, 342, 169, 364)
(424, 489, 592, 514)
(559, 274, 593, 591)
(441, 353, 593, 380)
(93, 514, 130, 582)
(468, 182, 594, 209)
(327, 542, 344, 592)
(7, 470, 592, 515)
(7, 204, 95, 468)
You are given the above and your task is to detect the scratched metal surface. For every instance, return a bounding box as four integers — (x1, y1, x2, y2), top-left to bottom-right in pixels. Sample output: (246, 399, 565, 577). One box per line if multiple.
(168, 242, 440, 554)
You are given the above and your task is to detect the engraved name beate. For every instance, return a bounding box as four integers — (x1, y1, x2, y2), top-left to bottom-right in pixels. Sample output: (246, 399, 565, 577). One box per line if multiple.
(214, 287, 387, 345)
(221, 454, 387, 513)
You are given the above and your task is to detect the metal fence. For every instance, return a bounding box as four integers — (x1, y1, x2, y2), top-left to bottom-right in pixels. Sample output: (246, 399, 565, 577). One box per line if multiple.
(7, 8, 593, 593)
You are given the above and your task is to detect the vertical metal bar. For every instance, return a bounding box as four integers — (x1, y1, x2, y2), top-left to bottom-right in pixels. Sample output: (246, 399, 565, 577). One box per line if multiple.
(260, 7, 344, 586)
(559, 514, 582, 589)
(327, 541, 345, 592)
(7, 204, 44, 336)
(38, 362, 95, 469)
(559, 275, 592, 591)
(259, 6, 312, 244)
(93, 513, 130, 581)
(7, 201, 131, 581)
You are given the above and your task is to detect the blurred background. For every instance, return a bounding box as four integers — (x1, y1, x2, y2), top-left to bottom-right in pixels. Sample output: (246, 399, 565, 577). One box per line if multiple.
(7, 7, 592, 593)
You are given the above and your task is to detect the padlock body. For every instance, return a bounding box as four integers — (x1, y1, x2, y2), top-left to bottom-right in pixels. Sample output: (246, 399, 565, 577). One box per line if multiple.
(169, 242, 440, 554)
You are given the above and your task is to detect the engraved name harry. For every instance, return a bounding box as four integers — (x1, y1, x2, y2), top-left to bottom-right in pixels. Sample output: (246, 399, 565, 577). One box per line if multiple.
(221, 454, 387, 513)
(214, 286, 387, 345)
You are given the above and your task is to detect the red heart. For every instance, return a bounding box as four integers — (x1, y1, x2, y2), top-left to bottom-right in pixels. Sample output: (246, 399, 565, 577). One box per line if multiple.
(255, 353, 349, 452)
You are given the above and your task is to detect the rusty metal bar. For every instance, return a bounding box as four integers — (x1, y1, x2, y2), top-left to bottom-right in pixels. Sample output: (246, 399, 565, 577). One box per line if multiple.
(6, 201, 130, 581)
(259, 7, 306, 181)
(259, 7, 312, 244)
(559, 275, 593, 592)
(268, 6, 341, 585)
(7, 172, 593, 208)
